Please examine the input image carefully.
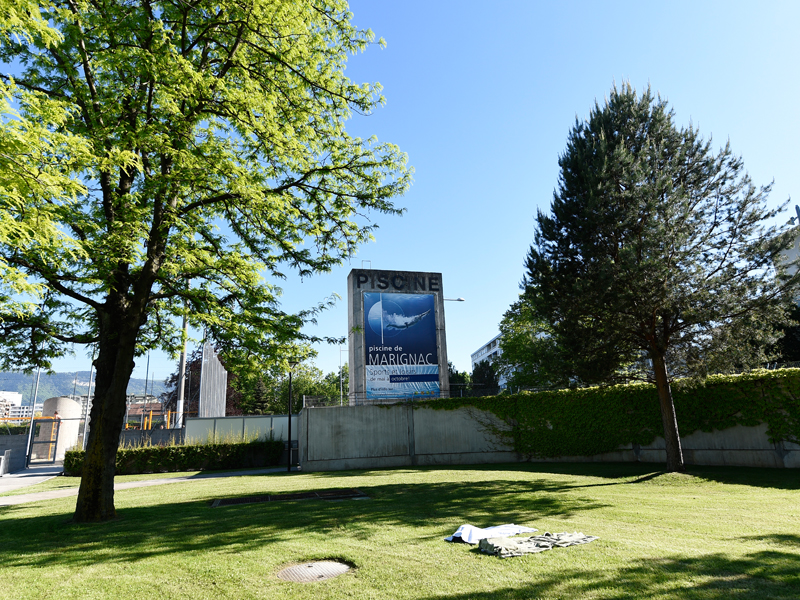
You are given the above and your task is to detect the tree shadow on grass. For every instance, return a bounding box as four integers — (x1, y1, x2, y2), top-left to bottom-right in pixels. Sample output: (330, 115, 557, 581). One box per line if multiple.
(739, 533, 800, 548)
(305, 462, 662, 481)
(2, 473, 798, 599)
(323, 461, 800, 491)
(0, 477, 607, 570)
(412, 549, 800, 599)
(684, 465, 800, 490)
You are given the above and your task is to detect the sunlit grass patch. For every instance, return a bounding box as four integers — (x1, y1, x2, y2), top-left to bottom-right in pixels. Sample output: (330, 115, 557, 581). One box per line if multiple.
(1, 463, 798, 600)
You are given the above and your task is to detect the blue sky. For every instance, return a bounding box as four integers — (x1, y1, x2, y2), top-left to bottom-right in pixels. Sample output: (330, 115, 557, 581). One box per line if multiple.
(49, 0, 800, 384)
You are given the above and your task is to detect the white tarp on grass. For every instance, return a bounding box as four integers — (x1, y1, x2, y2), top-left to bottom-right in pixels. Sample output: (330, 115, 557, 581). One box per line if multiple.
(444, 523, 538, 544)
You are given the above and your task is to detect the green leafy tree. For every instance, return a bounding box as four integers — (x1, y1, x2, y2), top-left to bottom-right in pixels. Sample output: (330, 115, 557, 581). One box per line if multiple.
(277, 362, 337, 413)
(495, 296, 570, 391)
(447, 361, 471, 396)
(321, 362, 349, 401)
(471, 360, 499, 396)
(0, 1, 410, 522)
(524, 84, 798, 472)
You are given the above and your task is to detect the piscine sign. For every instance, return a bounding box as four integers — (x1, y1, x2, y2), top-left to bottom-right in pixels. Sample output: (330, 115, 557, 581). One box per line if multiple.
(347, 269, 450, 401)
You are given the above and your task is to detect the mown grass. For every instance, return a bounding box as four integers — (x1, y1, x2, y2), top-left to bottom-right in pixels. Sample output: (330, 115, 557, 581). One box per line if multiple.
(1, 463, 798, 599)
(0, 469, 213, 497)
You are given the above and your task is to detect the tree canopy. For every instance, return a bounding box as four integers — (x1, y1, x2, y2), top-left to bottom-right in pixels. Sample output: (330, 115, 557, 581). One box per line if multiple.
(494, 295, 567, 391)
(471, 359, 499, 395)
(0, 0, 410, 521)
(523, 84, 798, 471)
(447, 361, 471, 396)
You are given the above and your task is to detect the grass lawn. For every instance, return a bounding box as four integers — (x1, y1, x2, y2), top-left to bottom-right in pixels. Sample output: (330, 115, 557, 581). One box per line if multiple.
(1, 463, 798, 599)
(0, 469, 243, 497)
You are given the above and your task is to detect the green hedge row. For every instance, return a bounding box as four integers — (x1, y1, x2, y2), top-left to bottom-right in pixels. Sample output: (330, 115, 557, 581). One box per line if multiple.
(64, 439, 285, 476)
(0, 426, 28, 435)
(422, 369, 800, 459)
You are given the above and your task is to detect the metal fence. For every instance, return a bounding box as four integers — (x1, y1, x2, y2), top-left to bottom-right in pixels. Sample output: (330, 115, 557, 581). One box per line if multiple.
(302, 386, 504, 408)
(765, 361, 800, 370)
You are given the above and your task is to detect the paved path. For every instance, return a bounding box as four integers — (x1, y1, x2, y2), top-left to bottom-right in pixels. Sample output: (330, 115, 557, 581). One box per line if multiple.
(0, 466, 297, 507)
(0, 464, 64, 495)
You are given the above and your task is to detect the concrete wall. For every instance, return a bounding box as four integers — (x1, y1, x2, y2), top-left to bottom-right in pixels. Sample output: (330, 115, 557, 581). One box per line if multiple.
(300, 405, 517, 471)
(0, 435, 28, 474)
(299, 404, 799, 472)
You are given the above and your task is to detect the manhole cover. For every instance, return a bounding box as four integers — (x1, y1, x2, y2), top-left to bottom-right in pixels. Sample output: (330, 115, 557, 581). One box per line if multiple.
(276, 561, 351, 583)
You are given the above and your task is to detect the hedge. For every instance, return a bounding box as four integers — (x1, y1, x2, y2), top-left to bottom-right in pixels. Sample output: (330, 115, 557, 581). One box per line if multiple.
(420, 369, 800, 459)
(0, 426, 28, 435)
(64, 439, 284, 476)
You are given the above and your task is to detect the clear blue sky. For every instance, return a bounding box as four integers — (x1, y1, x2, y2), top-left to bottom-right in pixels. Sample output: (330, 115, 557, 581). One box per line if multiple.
(49, 0, 800, 384)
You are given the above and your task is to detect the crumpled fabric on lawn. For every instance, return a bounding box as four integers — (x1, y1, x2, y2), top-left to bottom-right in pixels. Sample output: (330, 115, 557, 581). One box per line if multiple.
(444, 524, 538, 544)
(478, 531, 599, 558)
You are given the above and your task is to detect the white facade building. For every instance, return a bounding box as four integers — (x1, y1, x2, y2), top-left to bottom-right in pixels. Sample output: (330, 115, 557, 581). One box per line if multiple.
(782, 209, 800, 279)
(0, 392, 24, 423)
(5, 403, 43, 423)
(470, 334, 508, 389)
(0, 391, 22, 406)
(471, 334, 503, 370)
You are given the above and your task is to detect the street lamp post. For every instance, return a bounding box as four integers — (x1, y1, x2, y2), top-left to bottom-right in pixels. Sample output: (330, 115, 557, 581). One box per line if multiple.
(443, 298, 465, 398)
(287, 359, 299, 472)
(339, 347, 347, 406)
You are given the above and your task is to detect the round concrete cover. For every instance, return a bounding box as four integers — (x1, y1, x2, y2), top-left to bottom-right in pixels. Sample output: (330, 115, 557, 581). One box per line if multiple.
(276, 561, 351, 583)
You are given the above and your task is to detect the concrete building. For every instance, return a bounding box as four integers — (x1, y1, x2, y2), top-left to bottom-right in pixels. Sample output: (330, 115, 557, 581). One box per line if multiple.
(0, 392, 23, 422)
(470, 334, 508, 389)
(3, 402, 43, 424)
(470, 334, 503, 371)
(0, 391, 22, 406)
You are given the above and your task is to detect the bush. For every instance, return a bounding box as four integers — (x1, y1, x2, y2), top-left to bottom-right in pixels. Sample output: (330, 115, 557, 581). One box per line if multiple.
(0, 425, 28, 435)
(64, 439, 284, 476)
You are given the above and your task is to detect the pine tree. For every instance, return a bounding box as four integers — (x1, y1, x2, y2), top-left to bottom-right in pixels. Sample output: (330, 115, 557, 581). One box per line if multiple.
(524, 84, 798, 472)
(471, 360, 499, 396)
(252, 379, 270, 415)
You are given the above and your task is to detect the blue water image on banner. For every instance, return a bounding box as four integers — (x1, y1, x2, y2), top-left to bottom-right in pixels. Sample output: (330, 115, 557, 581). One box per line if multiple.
(364, 292, 439, 398)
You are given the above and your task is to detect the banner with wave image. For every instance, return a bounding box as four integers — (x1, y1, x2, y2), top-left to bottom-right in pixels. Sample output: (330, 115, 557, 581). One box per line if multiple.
(363, 292, 439, 398)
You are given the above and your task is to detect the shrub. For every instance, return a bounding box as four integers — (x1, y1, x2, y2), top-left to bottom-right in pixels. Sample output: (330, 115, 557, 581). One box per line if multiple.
(64, 439, 284, 476)
(0, 425, 29, 436)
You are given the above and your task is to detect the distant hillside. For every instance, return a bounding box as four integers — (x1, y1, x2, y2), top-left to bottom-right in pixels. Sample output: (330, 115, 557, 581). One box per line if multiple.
(0, 371, 169, 405)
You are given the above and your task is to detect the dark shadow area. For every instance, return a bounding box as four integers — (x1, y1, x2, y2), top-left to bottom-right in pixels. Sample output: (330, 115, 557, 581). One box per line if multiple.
(0, 476, 608, 570)
(739, 534, 800, 548)
(306, 462, 800, 490)
(304, 461, 662, 481)
(684, 465, 800, 490)
(415, 550, 800, 599)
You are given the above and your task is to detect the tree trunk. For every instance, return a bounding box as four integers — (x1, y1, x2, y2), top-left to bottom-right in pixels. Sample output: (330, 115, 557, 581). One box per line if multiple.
(651, 351, 685, 472)
(73, 309, 140, 522)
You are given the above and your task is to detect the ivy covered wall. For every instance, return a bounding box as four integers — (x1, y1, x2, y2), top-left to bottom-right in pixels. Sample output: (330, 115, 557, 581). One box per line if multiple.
(421, 369, 800, 459)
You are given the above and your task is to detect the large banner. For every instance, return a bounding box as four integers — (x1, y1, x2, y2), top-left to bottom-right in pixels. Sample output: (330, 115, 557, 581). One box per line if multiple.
(364, 292, 439, 398)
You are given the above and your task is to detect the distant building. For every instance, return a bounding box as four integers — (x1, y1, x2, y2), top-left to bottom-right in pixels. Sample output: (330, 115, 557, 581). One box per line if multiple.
(5, 403, 43, 424)
(124, 394, 163, 427)
(1, 392, 24, 422)
(0, 391, 22, 406)
(470, 334, 507, 389)
(782, 206, 800, 283)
